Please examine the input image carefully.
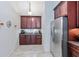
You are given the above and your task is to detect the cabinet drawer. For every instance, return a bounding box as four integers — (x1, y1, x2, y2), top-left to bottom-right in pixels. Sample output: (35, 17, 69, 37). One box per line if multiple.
(71, 50, 79, 57)
(71, 47, 79, 57)
(70, 44, 79, 50)
(36, 35, 42, 39)
(36, 39, 42, 44)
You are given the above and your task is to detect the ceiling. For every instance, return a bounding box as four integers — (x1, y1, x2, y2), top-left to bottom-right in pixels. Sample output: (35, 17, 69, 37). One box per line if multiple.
(10, 1, 44, 16)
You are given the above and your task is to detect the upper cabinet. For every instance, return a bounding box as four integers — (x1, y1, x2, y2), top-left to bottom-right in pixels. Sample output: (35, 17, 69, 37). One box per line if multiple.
(34, 17, 41, 29)
(31, 16, 41, 29)
(77, 1, 79, 27)
(21, 16, 27, 29)
(54, 1, 77, 29)
(54, 2, 67, 19)
(21, 16, 41, 29)
(26, 17, 32, 29)
(67, 1, 77, 29)
(60, 2, 67, 16)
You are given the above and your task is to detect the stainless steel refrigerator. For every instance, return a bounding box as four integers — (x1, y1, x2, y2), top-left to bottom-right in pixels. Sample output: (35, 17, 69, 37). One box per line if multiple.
(50, 16, 68, 57)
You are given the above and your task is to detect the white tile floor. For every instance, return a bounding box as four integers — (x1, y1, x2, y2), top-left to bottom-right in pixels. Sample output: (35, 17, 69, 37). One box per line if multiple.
(10, 45, 53, 57)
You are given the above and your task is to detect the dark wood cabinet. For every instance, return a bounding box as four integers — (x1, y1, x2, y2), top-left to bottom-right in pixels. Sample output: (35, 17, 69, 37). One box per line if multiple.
(19, 34, 42, 45)
(21, 16, 27, 29)
(77, 1, 79, 27)
(36, 35, 42, 44)
(21, 16, 41, 29)
(54, 1, 77, 29)
(68, 41, 79, 57)
(31, 17, 36, 29)
(54, 5, 60, 18)
(35, 17, 41, 29)
(19, 35, 26, 45)
(21, 16, 32, 29)
(26, 35, 31, 44)
(54, 2, 67, 19)
(60, 2, 67, 16)
(31, 35, 36, 44)
(68, 1, 77, 29)
(26, 17, 32, 29)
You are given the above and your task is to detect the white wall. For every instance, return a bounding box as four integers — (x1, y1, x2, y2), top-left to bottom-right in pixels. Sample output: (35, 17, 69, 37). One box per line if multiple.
(42, 1, 60, 52)
(0, 2, 20, 56)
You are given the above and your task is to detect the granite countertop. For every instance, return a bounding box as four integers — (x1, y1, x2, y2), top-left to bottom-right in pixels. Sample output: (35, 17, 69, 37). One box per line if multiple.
(68, 41, 79, 47)
(20, 33, 42, 35)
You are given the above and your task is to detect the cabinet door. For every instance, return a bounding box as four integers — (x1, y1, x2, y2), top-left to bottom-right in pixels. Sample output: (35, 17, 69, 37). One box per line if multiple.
(20, 35, 26, 45)
(54, 6, 61, 19)
(26, 35, 31, 44)
(54, 2, 67, 19)
(36, 39, 42, 44)
(26, 17, 32, 29)
(31, 17, 36, 29)
(68, 1, 77, 29)
(31, 35, 36, 44)
(21, 16, 27, 29)
(21, 16, 41, 29)
(60, 2, 67, 16)
(36, 35, 42, 44)
(35, 17, 41, 29)
(31, 16, 41, 29)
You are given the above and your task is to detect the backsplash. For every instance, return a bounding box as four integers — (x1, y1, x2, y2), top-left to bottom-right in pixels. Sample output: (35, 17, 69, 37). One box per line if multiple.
(20, 29, 41, 34)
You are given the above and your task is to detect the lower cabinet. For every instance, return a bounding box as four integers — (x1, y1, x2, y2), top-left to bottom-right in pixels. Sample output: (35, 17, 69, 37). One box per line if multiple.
(19, 35, 26, 45)
(36, 35, 42, 44)
(19, 34, 42, 45)
(68, 42, 79, 57)
(26, 35, 30, 44)
(31, 35, 36, 44)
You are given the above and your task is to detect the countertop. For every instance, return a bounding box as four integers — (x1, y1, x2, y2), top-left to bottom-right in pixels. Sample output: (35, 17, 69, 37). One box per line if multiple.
(68, 41, 79, 47)
(20, 33, 42, 35)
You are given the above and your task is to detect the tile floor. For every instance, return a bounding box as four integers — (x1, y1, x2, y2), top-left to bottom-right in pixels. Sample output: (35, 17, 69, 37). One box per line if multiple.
(10, 45, 53, 57)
